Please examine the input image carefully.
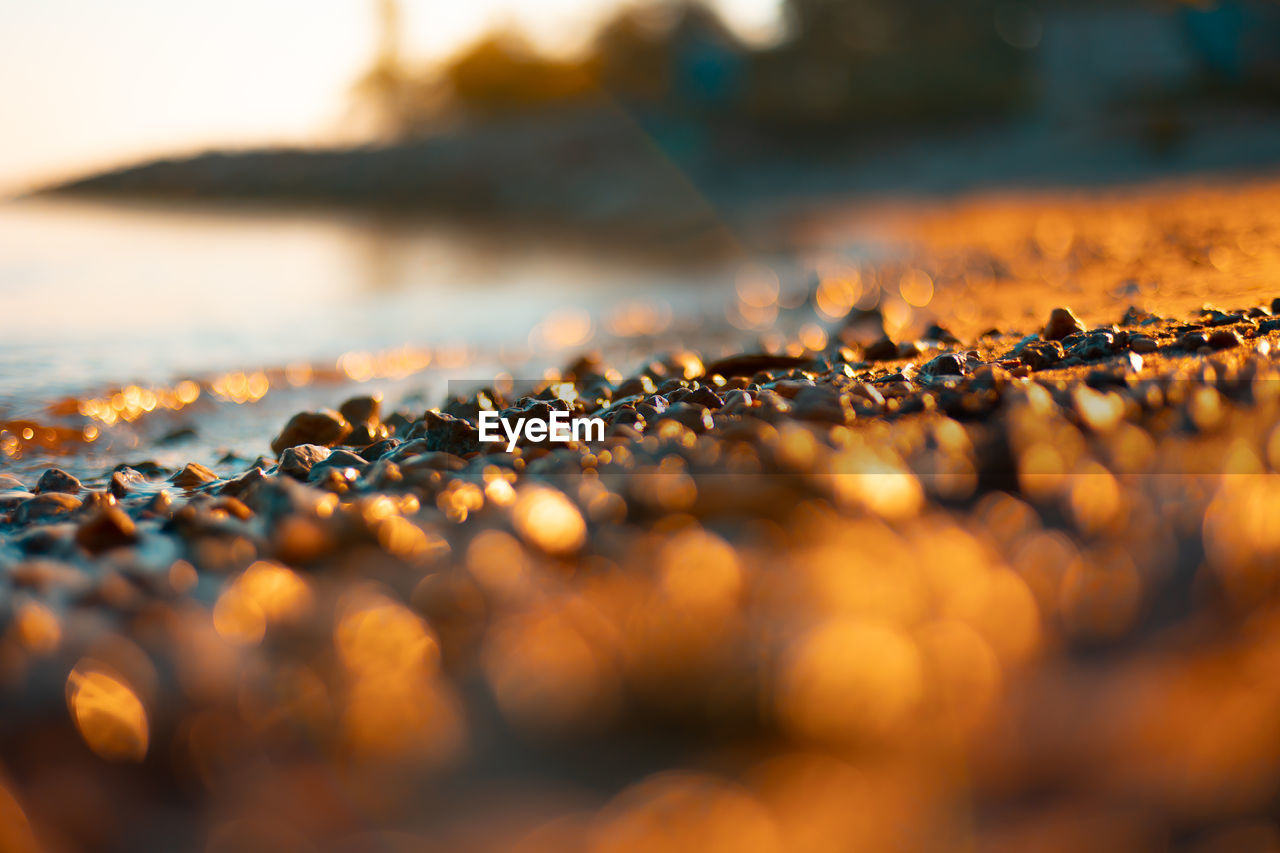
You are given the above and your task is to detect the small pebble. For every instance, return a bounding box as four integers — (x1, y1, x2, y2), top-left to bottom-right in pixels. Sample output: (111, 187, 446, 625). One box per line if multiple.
(141, 490, 174, 518)
(75, 507, 139, 555)
(924, 323, 961, 344)
(864, 337, 900, 361)
(171, 462, 219, 489)
(1130, 335, 1157, 353)
(280, 444, 332, 479)
(1207, 328, 1242, 350)
(1020, 340, 1064, 371)
(309, 449, 370, 478)
(15, 493, 82, 524)
(34, 468, 81, 495)
(659, 402, 714, 432)
(338, 395, 381, 425)
(792, 387, 853, 424)
(923, 353, 967, 376)
(1043, 307, 1085, 341)
(271, 409, 352, 455)
(1180, 330, 1210, 350)
(219, 467, 266, 498)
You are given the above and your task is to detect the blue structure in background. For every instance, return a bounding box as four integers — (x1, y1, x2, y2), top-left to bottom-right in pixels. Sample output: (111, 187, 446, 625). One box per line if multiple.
(676, 38, 746, 108)
(1181, 2, 1247, 81)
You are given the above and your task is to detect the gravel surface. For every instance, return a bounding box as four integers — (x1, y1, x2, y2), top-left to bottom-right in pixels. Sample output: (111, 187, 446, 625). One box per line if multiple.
(5, 179, 1280, 851)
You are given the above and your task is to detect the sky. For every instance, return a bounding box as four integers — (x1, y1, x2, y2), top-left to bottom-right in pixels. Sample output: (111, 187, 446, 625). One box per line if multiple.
(0, 0, 783, 194)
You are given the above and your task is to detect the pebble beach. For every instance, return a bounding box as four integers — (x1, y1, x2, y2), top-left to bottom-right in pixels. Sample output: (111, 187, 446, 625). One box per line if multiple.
(5, 178, 1280, 851)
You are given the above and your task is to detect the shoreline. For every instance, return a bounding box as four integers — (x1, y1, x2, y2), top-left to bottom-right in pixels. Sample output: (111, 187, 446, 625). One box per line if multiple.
(4, 177, 1280, 849)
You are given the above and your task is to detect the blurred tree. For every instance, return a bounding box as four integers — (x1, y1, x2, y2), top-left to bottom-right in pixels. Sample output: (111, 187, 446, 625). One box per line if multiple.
(352, 0, 414, 135)
(440, 32, 602, 118)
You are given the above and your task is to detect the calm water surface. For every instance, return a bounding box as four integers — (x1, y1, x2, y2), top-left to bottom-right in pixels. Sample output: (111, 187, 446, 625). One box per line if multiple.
(0, 198, 751, 408)
(0, 198, 803, 478)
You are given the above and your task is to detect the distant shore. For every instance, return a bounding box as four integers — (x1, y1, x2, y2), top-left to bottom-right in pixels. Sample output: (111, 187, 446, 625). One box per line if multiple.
(39, 103, 1280, 255)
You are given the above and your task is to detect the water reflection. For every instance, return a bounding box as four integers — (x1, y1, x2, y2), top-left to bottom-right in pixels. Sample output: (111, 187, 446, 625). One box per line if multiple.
(0, 197, 738, 408)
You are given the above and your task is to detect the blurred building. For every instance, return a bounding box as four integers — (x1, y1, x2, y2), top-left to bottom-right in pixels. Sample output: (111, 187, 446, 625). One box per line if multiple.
(747, 0, 1034, 125)
(355, 0, 1280, 136)
(1037, 1, 1280, 123)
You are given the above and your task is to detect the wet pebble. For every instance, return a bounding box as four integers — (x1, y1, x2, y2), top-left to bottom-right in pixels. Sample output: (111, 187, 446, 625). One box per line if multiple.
(109, 467, 151, 498)
(0, 489, 31, 511)
(75, 506, 139, 555)
(271, 409, 352, 455)
(34, 468, 81, 494)
(14, 524, 77, 557)
(15, 492, 82, 525)
(171, 462, 218, 489)
(140, 490, 174, 518)
(411, 411, 482, 455)
(219, 467, 267, 499)
(309, 449, 370, 478)
(81, 491, 118, 513)
(358, 437, 402, 461)
(279, 444, 332, 480)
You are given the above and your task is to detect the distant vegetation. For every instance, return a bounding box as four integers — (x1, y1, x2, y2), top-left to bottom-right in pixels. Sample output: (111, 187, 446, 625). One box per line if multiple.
(352, 0, 1041, 137)
(47, 0, 1280, 239)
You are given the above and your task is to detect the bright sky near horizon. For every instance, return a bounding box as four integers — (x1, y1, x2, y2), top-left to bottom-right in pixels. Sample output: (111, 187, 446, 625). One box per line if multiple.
(0, 0, 783, 194)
